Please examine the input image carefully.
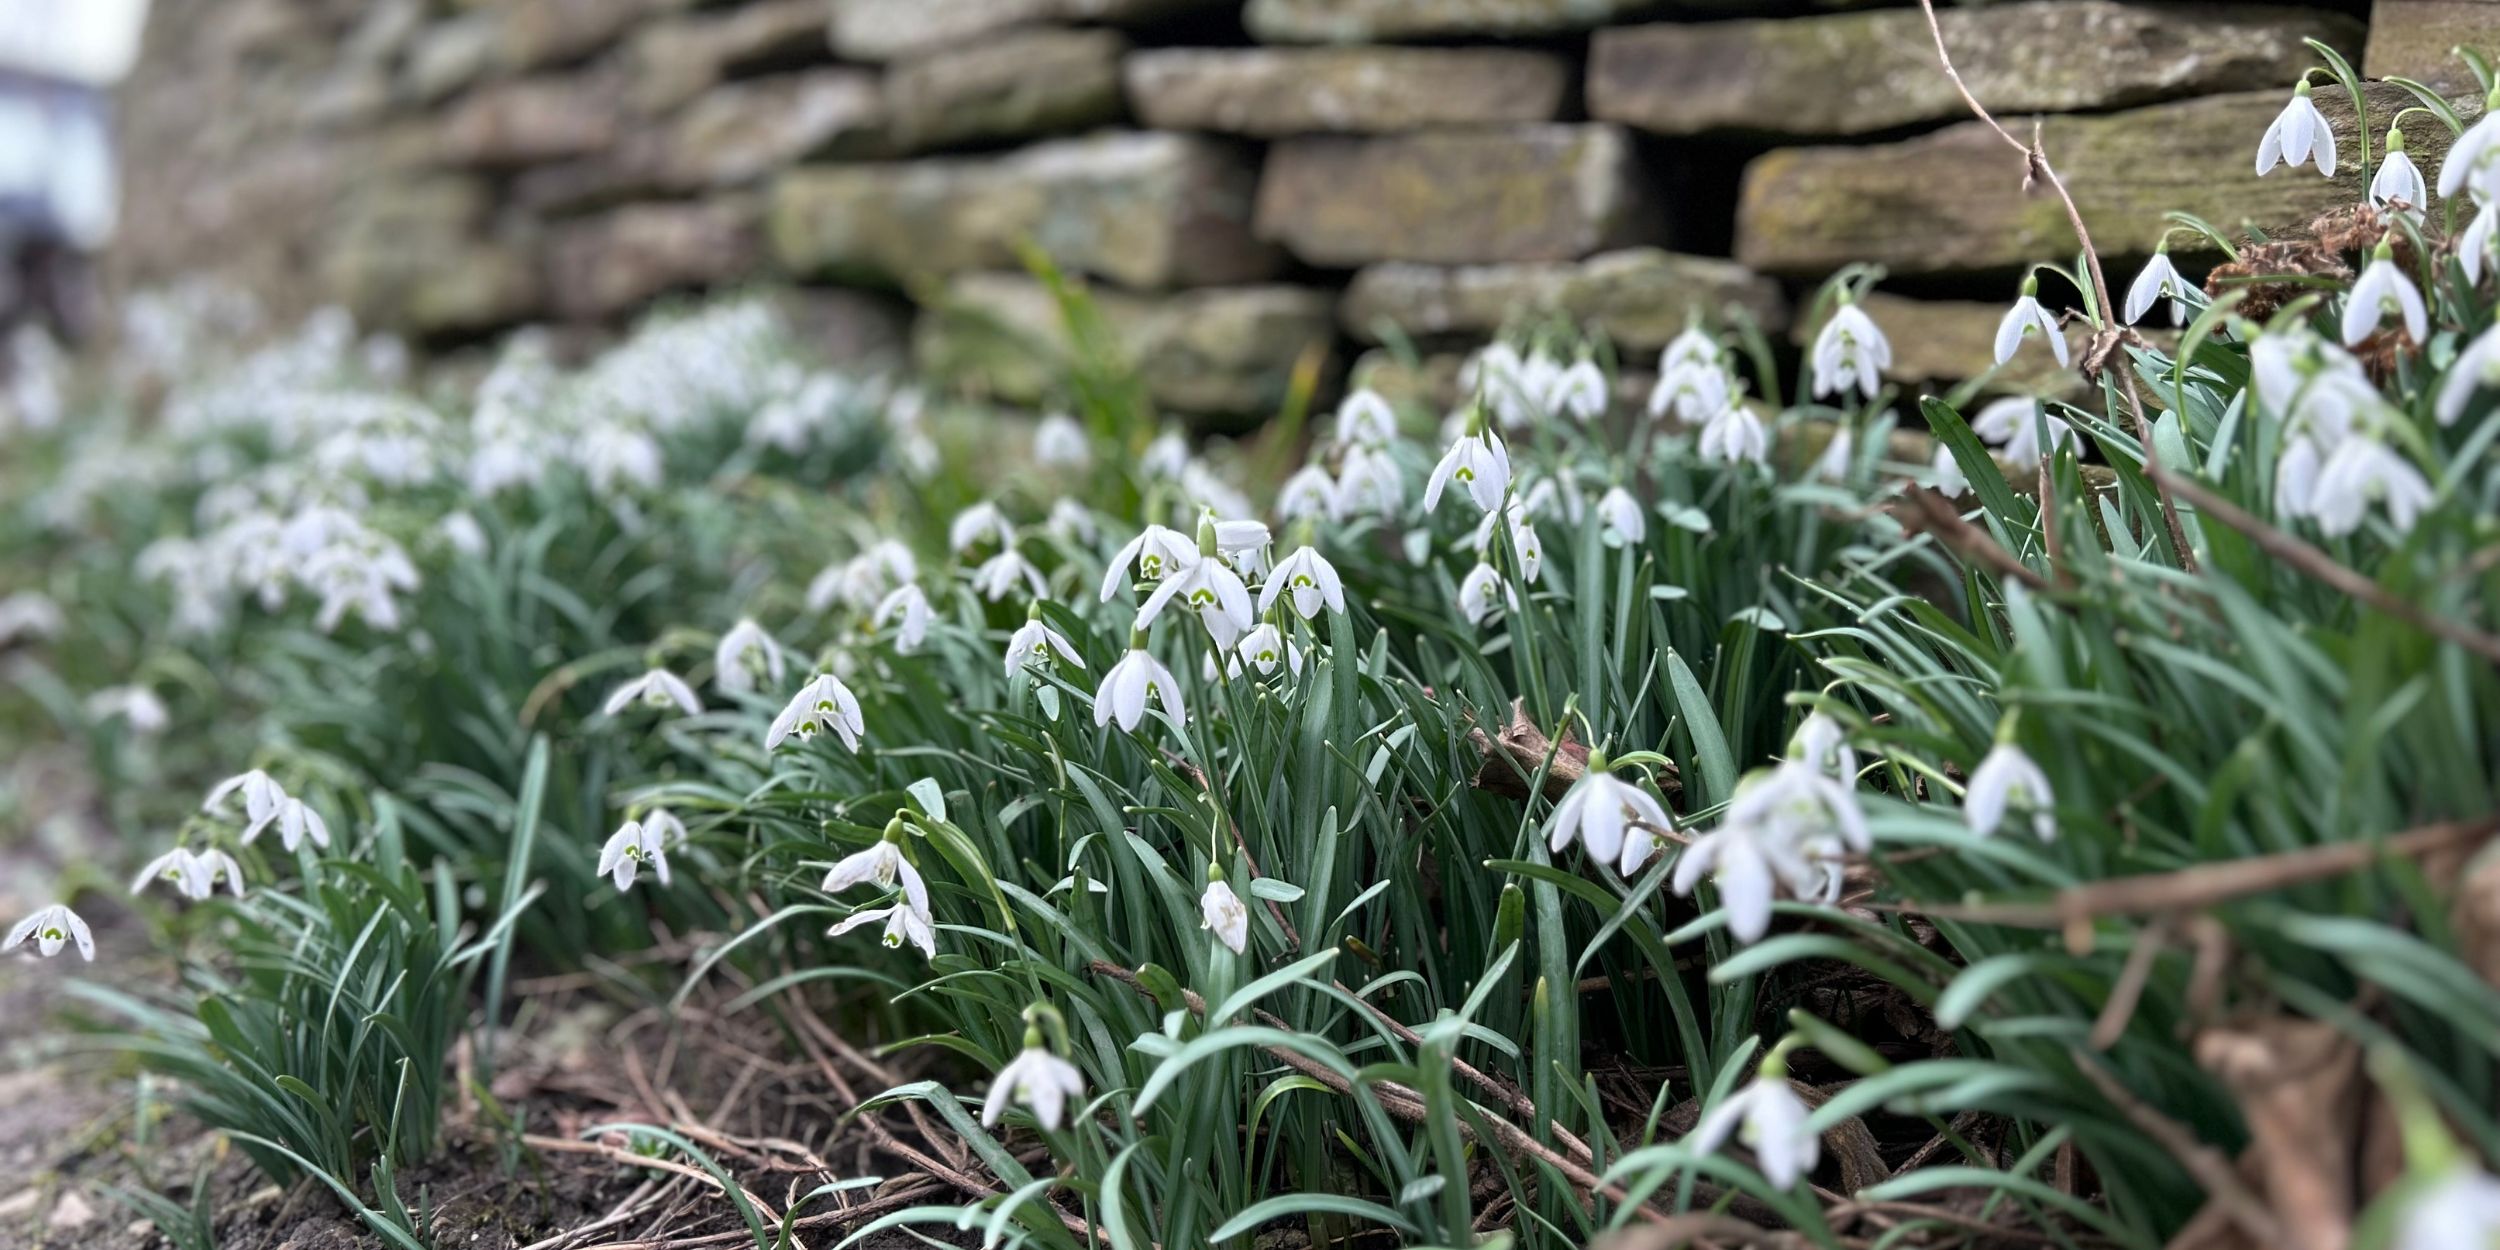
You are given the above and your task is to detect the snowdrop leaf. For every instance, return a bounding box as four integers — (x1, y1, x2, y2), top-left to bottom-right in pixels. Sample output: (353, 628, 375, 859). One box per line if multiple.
(1246, 878, 1304, 902)
(906, 777, 948, 824)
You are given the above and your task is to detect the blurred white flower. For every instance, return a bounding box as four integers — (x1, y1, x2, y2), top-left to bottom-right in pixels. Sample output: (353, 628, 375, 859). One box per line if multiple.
(1810, 300, 1890, 400)
(1100, 525, 1196, 601)
(2464, 202, 2500, 285)
(2310, 437, 2433, 537)
(1790, 713, 1857, 783)
(2395, 1167, 2500, 1250)
(1650, 356, 1733, 425)
(1006, 615, 1086, 676)
(2255, 81, 2336, 176)
(714, 618, 787, 695)
(577, 424, 664, 497)
(2438, 323, 2500, 426)
(6, 904, 93, 961)
(1278, 465, 1337, 521)
(830, 904, 934, 959)
(811, 541, 920, 614)
(1690, 1071, 1819, 1190)
(1457, 561, 1512, 627)
(1423, 427, 1511, 514)
(2343, 249, 2429, 347)
(873, 584, 934, 651)
(1697, 404, 1768, 467)
(205, 769, 286, 842)
(1033, 413, 1090, 468)
(1337, 388, 1399, 446)
(1549, 359, 1608, 422)
(1332, 445, 1405, 519)
(1930, 445, 1969, 499)
(1261, 547, 1345, 620)
(0, 591, 64, 644)
(1966, 742, 2056, 842)
(1994, 284, 2069, 368)
(1095, 646, 1185, 732)
(435, 511, 489, 557)
(1811, 428, 1854, 481)
(1673, 762, 1865, 942)
(2123, 251, 2191, 327)
(1970, 397, 2073, 463)
(768, 673, 866, 752)
(87, 685, 169, 735)
(822, 838, 931, 919)
(1597, 486, 1646, 547)
(603, 668, 704, 718)
(1201, 877, 1249, 954)
(1232, 623, 1302, 677)
(949, 501, 1017, 555)
(1546, 766, 1672, 874)
(970, 551, 1047, 604)
(982, 1045, 1086, 1130)
(133, 847, 242, 901)
(2439, 105, 2500, 201)
(265, 796, 331, 852)
(597, 820, 672, 891)
(1140, 429, 1190, 480)
(1046, 497, 1098, 545)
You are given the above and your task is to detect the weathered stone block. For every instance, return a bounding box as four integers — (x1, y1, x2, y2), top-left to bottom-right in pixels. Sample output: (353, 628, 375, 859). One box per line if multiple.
(1256, 125, 1657, 268)
(769, 131, 1277, 290)
(915, 273, 1335, 418)
(1339, 249, 1785, 351)
(1125, 47, 1570, 136)
(1593, 2, 2356, 137)
(830, 0, 1227, 61)
(324, 177, 542, 334)
(437, 74, 620, 168)
(546, 199, 762, 321)
(1247, 0, 1660, 42)
(627, 0, 835, 115)
(887, 28, 1126, 152)
(2364, 2, 2500, 96)
(495, 0, 694, 74)
(667, 72, 888, 187)
(1736, 83, 2465, 277)
(771, 287, 917, 368)
(402, 12, 498, 105)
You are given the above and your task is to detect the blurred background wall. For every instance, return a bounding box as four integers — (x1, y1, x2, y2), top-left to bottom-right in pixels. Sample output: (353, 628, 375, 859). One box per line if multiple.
(95, 0, 2461, 418)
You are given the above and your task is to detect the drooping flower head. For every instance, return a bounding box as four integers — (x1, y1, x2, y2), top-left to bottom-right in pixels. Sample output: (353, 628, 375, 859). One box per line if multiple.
(1810, 298, 1891, 401)
(2123, 247, 2191, 327)
(1094, 634, 1185, 732)
(1689, 1053, 1821, 1190)
(6, 904, 93, 961)
(602, 668, 703, 718)
(1260, 546, 1345, 620)
(597, 819, 673, 891)
(1423, 416, 1512, 515)
(1992, 274, 2069, 369)
(2255, 79, 2336, 177)
(767, 672, 865, 752)
(714, 618, 786, 695)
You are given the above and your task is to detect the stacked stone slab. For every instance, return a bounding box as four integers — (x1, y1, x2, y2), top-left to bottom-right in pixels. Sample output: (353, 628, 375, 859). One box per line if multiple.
(106, 0, 2471, 418)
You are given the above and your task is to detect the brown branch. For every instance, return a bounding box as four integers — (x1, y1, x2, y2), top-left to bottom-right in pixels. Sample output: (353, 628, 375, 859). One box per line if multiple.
(2145, 463, 2500, 664)
(1893, 487, 2055, 592)
(2070, 1052, 2288, 1247)
(1914, 0, 2198, 574)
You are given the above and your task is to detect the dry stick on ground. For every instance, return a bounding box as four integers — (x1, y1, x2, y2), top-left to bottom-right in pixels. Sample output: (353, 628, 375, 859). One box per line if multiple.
(1086, 959, 1687, 1226)
(1912, 0, 2198, 575)
(1329, 976, 1603, 1168)
(2088, 911, 2175, 1050)
(522, 1135, 793, 1234)
(2070, 1052, 2289, 1247)
(1898, 488, 2056, 593)
(2147, 463, 2500, 664)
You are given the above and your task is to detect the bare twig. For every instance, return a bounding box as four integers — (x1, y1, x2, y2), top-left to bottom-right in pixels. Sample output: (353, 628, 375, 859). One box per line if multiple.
(2071, 1052, 2288, 1247)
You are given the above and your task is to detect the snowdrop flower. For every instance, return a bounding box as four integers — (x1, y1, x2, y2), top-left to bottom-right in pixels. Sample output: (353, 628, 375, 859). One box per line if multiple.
(577, 423, 664, 496)
(1232, 623, 1302, 677)
(1337, 388, 1399, 446)
(1810, 299, 1890, 401)
(597, 819, 672, 891)
(1660, 325, 1719, 375)
(1970, 397, 2073, 463)
(1930, 445, 1970, 499)
(1549, 358, 1608, 422)
(1260, 547, 1345, 619)
(1100, 525, 1196, 600)
(1518, 473, 1586, 527)
(1033, 413, 1089, 468)
(87, 686, 169, 735)
(435, 511, 489, 557)
(872, 584, 933, 651)
(1094, 637, 1185, 732)
(1201, 872, 1249, 954)
(1006, 607, 1086, 676)
(6, 904, 93, 961)
(1423, 421, 1512, 514)
(768, 673, 866, 752)
(2395, 1167, 2500, 1250)
(822, 834, 931, 919)
(1596, 486, 1645, 547)
(264, 796, 331, 852)
(1649, 360, 1733, 425)
(1993, 276, 2069, 369)
(602, 668, 703, 718)
(2464, 202, 2500, 286)
(0, 591, 64, 644)
(133, 848, 243, 901)
(1697, 404, 1768, 467)
(809, 542, 919, 614)
(1211, 518, 1272, 570)
(2255, 80, 2336, 176)
(1811, 429, 1855, 482)
(1690, 1064, 1820, 1190)
(1045, 498, 1097, 545)
(1791, 713, 1858, 783)
(2310, 437, 2433, 537)
(1546, 756, 1673, 874)
(2439, 89, 2500, 200)
(970, 551, 1047, 604)
(205, 770, 287, 841)
(830, 904, 935, 959)
(2372, 128, 2429, 218)
(1140, 428, 1190, 480)
(1966, 741, 2056, 842)
(949, 501, 1017, 555)
(1471, 505, 1544, 584)
(714, 618, 786, 695)
(1457, 561, 1513, 627)
(1673, 762, 1866, 942)
(2123, 249, 2192, 327)
(1332, 445, 1404, 519)
(1137, 524, 1253, 648)
(2438, 323, 2500, 426)
(2343, 242, 2429, 347)
(1277, 465, 1337, 521)
(982, 1043, 1086, 1130)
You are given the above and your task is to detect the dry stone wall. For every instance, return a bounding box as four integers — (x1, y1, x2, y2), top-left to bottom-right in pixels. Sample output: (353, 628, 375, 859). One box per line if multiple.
(109, 0, 2464, 421)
